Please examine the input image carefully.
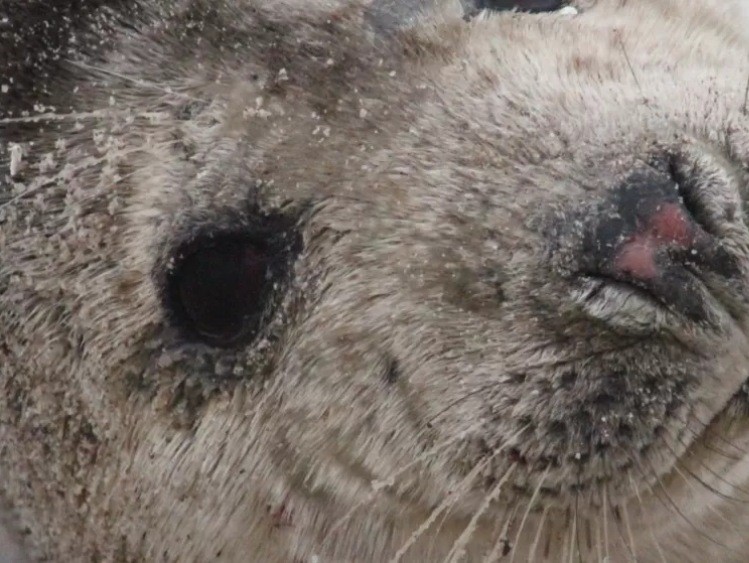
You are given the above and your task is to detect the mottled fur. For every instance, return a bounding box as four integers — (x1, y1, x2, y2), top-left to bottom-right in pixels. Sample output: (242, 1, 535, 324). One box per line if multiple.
(2, 0, 749, 561)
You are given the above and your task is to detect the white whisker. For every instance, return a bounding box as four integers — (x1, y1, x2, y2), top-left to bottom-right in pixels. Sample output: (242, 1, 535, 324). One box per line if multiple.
(621, 501, 637, 561)
(389, 455, 491, 563)
(68, 60, 207, 103)
(628, 470, 667, 563)
(327, 421, 485, 540)
(602, 487, 611, 562)
(445, 462, 517, 563)
(509, 464, 551, 563)
(527, 504, 549, 563)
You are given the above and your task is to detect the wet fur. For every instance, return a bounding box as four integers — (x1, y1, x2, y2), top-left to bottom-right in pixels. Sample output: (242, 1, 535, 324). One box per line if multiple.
(2, 0, 749, 561)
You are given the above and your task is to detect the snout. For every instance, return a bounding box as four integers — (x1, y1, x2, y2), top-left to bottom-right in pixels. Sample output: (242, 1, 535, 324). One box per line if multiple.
(543, 147, 749, 327)
(579, 165, 741, 321)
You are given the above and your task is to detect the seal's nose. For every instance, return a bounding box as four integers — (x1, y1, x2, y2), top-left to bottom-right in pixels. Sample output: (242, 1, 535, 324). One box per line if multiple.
(581, 167, 739, 320)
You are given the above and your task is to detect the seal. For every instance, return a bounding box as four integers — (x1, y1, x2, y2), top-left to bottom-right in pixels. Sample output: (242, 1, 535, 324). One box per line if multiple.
(2, 0, 749, 561)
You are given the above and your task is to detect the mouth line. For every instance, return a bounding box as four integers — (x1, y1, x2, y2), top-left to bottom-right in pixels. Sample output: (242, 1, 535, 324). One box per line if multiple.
(578, 269, 729, 328)
(581, 274, 668, 307)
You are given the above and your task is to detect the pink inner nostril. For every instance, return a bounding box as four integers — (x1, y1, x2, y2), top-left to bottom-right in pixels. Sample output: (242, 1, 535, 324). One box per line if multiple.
(611, 203, 701, 283)
(614, 238, 658, 282)
(646, 203, 694, 247)
(579, 167, 739, 321)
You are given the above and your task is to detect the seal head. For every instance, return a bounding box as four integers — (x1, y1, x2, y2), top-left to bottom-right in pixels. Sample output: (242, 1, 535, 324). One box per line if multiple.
(2, 0, 749, 561)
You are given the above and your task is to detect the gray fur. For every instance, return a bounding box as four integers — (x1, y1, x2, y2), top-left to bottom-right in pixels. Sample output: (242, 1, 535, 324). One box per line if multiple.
(2, 0, 749, 561)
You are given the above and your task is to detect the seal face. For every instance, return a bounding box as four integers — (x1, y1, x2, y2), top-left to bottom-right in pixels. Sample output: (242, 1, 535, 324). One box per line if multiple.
(2, 1, 749, 562)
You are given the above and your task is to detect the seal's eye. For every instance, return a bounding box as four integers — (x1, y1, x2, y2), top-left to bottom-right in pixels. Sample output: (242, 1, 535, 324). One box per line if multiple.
(165, 225, 300, 348)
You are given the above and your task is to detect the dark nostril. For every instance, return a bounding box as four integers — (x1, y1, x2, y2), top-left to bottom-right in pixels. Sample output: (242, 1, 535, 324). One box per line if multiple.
(666, 158, 713, 235)
(579, 164, 740, 319)
(585, 167, 704, 266)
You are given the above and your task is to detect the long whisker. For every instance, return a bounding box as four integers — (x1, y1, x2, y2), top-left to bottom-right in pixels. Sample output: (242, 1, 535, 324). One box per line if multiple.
(444, 462, 518, 563)
(425, 497, 457, 563)
(620, 502, 638, 563)
(594, 510, 603, 563)
(573, 484, 583, 563)
(637, 455, 737, 556)
(326, 420, 486, 538)
(628, 469, 667, 563)
(611, 504, 636, 562)
(68, 60, 208, 103)
(566, 503, 577, 563)
(0, 143, 175, 211)
(484, 497, 521, 563)
(602, 486, 611, 563)
(663, 427, 749, 503)
(388, 453, 493, 563)
(670, 461, 737, 531)
(509, 464, 551, 563)
(686, 411, 749, 457)
(526, 504, 549, 563)
(0, 110, 169, 124)
(484, 492, 520, 563)
(627, 470, 668, 563)
(558, 512, 569, 563)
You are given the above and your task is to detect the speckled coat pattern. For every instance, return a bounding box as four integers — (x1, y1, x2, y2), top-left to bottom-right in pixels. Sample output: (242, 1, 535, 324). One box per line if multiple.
(2, 1, 749, 561)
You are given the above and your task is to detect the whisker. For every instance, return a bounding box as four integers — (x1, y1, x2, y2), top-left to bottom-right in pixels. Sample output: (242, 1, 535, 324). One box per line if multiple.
(670, 462, 737, 531)
(686, 411, 749, 458)
(68, 60, 208, 103)
(620, 501, 638, 562)
(0, 142, 176, 212)
(389, 454, 492, 563)
(628, 469, 667, 563)
(526, 504, 549, 563)
(602, 486, 611, 563)
(638, 456, 737, 556)
(573, 485, 583, 563)
(484, 497, 521, 563)
(558, 513, 568, 563)
(565, 503, 576, 563)
(484, 499, 520, 563)
(664, 428, 749, 503)
(327, 420, 486, 538)
(0, 182, 52, 211)
(594, 510, 603, 563)
(425, 502, 455, 562)
(700, 440, 744, 462)
(617, 32, 643, 94)
(444, 462, 517, 562)
(0, 110, 169, 124)
(611, 504, 636, 562)
(509, 464, 551, 563)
